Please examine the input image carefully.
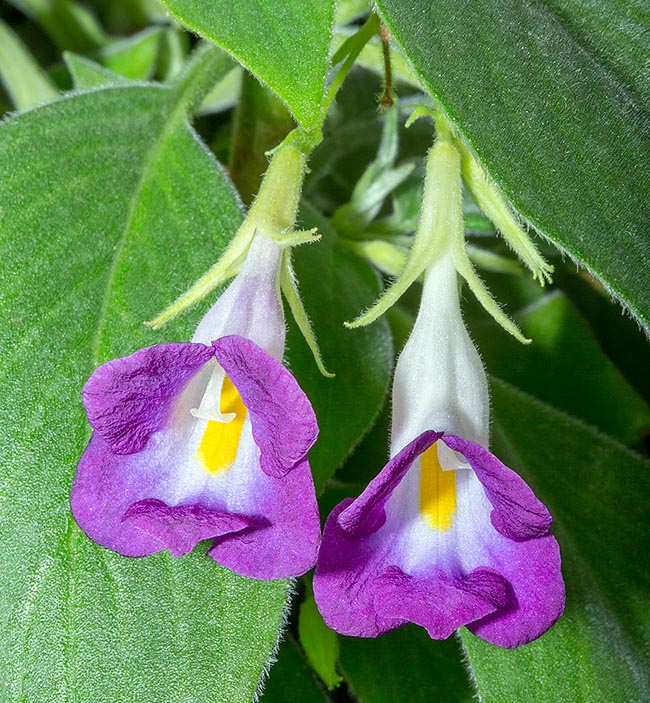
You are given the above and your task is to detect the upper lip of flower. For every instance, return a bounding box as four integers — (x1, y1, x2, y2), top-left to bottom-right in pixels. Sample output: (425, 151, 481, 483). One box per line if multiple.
(71, 333, 321, 580)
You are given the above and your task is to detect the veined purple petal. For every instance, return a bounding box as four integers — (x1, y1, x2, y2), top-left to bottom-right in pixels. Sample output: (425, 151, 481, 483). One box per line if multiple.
(83, 343, 213, 455)
(314, 499, 402, 637)
(71, 433, 172, 557)
(375, 565, 510, 639)
(208, 458, 320, 580)
(213, 335, 318, 478)
(123, 499, 258, 558)
(338, 431, 441, 537)
(443, 435, 552, 540)
(466, 531, 564, 648)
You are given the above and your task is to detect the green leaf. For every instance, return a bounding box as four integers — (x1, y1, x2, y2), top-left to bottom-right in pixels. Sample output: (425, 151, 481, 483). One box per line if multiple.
(339, 627, 475, 702)
(298, 585, 342, 690)
(287, 203, 394, 492)
(64, 52, 126, 89)
(159, 0, 334, 128)
(555, 269, 650, 406)
(473, 291, 650, 445)
(376, 0, 650, 332)
(0, 59, 291, 702)
(0, 18, 58, 110)
(462, 378, 650, 702)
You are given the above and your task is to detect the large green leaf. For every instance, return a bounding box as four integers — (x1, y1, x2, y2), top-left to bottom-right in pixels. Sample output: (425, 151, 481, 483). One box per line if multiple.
(376, 0, 650, 331)
(160, 0, 334, 128)
(462, 379, 650, 702)
(0, 57, 291, 702)
(287, 203, 394, 492)
(473, 291, 650, 445)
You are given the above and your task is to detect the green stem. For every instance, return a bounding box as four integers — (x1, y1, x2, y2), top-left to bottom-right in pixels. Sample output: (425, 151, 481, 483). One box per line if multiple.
(379, 23, 394, 108)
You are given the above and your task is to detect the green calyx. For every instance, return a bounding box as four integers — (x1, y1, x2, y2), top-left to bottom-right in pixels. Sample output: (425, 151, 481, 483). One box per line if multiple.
(146, 142, 307, 330)
(146, 139, 333, 375)
(346, 105, 551, 343)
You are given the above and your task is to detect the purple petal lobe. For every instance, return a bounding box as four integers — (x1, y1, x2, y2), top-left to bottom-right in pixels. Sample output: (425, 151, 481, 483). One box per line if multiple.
(314, 499, 401, 637)
(339, 430, 442, 537)
(123, 499, 257, 558)
(212, 335, 318, 478)
(83, 342, 213, 455)
(208, 459, 321, 580)
(375, 566, 511, 640)
(71, 433, 168, 557)
(467, 533, 565, 647)
(443, 435, 552, 540)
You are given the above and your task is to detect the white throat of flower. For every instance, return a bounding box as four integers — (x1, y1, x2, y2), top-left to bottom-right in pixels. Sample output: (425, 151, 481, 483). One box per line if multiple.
(390, 249, 490, 455)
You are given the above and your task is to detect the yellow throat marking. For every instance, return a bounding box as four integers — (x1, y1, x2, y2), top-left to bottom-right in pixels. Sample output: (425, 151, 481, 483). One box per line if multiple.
(195, 376, 247, 475)
(419, 443, 457, 530)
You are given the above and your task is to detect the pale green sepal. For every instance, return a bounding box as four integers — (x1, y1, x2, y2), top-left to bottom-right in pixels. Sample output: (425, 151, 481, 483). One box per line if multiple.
(466, 244, 524, 275)
(148, 139, 309, 330)
(451, 236, 530, 344)
(459, 144, 553, 285)
(345, 138, 455, 328)
(280, 250, 334, 378)
(405, 104, 435, 129)
(269, 228, 321, 248)
(146, 222, 255, 329)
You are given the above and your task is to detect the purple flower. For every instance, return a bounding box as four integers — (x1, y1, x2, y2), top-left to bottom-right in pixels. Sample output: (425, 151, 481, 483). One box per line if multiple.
(313, 252, 565, 646)
(71, 236, 321, 579)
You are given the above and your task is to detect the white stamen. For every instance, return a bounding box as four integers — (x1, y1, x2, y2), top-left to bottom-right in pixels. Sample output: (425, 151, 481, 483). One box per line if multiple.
(437, 441, 471, 472)
(190, 361, 236, 423)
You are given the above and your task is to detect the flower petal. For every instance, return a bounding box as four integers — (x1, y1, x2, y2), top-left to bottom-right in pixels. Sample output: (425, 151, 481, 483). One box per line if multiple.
(213, 335, 318, 478)
(440, 435, 564, 646)
(123, 499, 258, 558)
(314, 499, 401, 637)
(466, 531, 565, 647)
(338, 430, 442, 537)
(442, 435, 552, 540)
(375, 565, 510, 639)
(71, 433, 171, 556)
(208, 458, 321, 580)
(83, 342, 213, 455)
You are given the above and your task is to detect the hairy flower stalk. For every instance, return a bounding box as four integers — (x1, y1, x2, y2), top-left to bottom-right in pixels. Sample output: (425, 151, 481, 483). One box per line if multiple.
(313, 125, 565, 646)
